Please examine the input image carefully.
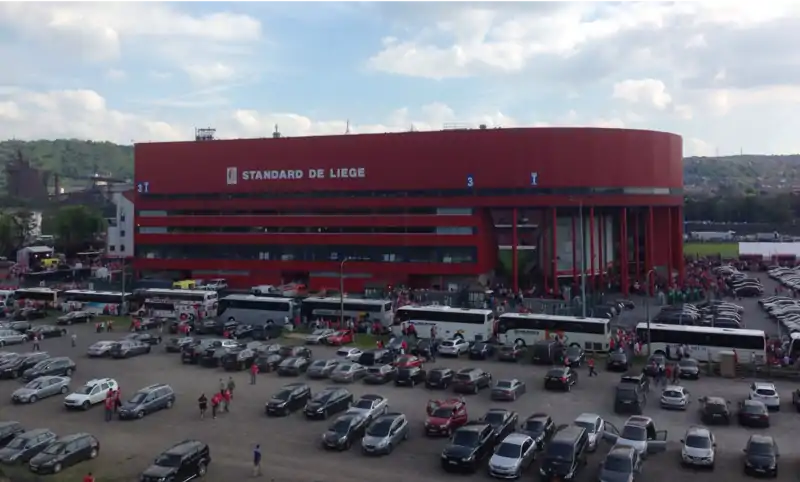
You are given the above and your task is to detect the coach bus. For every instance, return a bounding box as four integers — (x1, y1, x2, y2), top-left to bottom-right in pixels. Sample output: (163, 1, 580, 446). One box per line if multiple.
(61, 290, 132, 316)
(497, 313, 611, 352)
(217, 294, 295, 326)
(394, 305, 495, 341)
(635, 323, 767, 363)
(300, 297, 393, 326)
(14, 287, 60, 308)
(140, 288, 218, 321)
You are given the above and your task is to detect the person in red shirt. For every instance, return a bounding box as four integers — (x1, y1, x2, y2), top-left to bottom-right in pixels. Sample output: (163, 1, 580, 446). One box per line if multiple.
(222, 389, 232, 412)
(250, 362, 259, 385)
(104, 396, 115, 422)
(83, 472, 95, 482)
(400, 339, 407, 354)
(114, 389, 121, 412)
(211, 393, 221, 419)
(222, 329, 230, 339)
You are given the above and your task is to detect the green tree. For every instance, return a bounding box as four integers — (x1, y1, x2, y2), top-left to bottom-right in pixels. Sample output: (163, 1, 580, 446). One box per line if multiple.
(45, 206, 106, 253)
(0, 210, 36, 257)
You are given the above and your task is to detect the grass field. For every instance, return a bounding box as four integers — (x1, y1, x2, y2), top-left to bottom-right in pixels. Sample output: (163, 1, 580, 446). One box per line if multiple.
(684, 242, 740, 257)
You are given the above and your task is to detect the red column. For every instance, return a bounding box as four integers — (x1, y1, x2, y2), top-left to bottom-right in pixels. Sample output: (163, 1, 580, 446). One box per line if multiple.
(571, 213, 577, 286)
(666, 207, 673, 287)
(620, 208, 629, 296)
(634, 211, 640, 282)
(589, 207, 595, 290)
(599, 213, 605, 290)
(512, 208, 519, 293)
(542, 210, 548, 295)
(648, 206, 655, 295)
(551, 208, 559, 296)
(676, 206, 685, 285)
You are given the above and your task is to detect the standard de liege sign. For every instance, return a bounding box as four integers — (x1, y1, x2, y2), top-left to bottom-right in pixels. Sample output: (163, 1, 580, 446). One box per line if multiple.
(242, 167, 366, 181)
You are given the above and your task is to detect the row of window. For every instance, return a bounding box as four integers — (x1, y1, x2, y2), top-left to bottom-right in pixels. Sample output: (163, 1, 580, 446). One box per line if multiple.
(137, 226, 476, 235)
(135, 245, 477, 263)
(139, 186, 680, 201)
(138, 207, 473, 217)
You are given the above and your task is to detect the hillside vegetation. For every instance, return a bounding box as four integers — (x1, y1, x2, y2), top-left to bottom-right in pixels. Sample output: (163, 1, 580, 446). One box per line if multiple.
(0, 139, 798, 194)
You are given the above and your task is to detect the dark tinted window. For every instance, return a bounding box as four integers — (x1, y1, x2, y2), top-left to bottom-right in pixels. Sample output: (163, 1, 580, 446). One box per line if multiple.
(451, 430, 479, 447)
(620, 425, 646, 441)
(545, 441, 574, 461)
(547, 369, 565, 377)
(748, 441, 775, 456)
(604, 454, 632, 472)
(685, 435, 711, 448)
(524, 419, 546, 432)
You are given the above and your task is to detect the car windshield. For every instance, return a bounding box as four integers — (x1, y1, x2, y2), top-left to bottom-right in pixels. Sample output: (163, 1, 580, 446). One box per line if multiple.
(604, 454, 632, 472)
(42, 442, 65, 455)
(367, 367, 383, 374)
(545, 441, 574, 461)
(78, 384, 97, 395)
(431, 408, 453, 418)
(499, 346, 515, 353)
(685, 435, 711, 449)
(546, 369, 565, 377)
(473, 343, 487, 350)
(705, 401, 727, 413)
(663, 390, 683, 398)
(428, 370, 444, 380)
(366, 421, 392, 437)
(5, 437, 27, 449)
(620, 425, 647, 441)
(748, 442, 775, 456)
(574, 420, 595, 433)
(354, 399, 375, 409)
(279, 358, 295, 367)
(273, 390, 291, 401)
(24, 380, 43, 389)
(331, 418, 352, 434)
(524, 419, 546, 432)
(128, 392, 147, 404)
(755, 389, 776, 396)
(155, 454, 183, 467)
(496, 381, 513, 389)
(312, 391, 332, 402)
(398, 368, 414, 376)
(311, 329, 327, 336)
(310, 360, 327, 368)
(455, 373, 472, 381)
(483, 412, 505, 425)
(31, 360, 49, 370)
(452, 430, 479, 447)
(337, 364, 352, 372)
(495, 442, 522, 458)
(743, 403, 766, 414)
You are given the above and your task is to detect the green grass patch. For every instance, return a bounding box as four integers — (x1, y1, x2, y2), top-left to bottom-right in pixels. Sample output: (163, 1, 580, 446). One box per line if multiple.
(684, 242, 739, 258)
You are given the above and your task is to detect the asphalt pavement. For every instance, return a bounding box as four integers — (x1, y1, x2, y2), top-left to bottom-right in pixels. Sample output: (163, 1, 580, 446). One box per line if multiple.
(0, 317, 796, 482)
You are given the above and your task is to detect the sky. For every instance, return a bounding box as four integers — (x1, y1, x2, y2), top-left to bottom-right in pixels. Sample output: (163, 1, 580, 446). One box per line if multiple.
(0, 1, 799, 157)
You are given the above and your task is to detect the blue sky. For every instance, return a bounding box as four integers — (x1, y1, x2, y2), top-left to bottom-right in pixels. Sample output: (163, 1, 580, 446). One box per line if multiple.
(0, 2, 799, 156)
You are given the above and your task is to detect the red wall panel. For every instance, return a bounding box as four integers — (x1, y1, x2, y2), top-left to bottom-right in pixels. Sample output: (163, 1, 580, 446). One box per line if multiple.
(137, 215, 478, 228)
(134, 128, 683, 196)
(137, 233, 480, 247)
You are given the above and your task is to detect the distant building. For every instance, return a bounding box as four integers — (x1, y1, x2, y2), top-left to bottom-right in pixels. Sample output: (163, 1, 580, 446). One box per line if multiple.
(105, 186, 134, 259)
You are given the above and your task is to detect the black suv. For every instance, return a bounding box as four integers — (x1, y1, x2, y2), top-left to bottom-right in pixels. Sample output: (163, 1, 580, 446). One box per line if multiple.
(519, 413, 556, 450)
(0, 352, 50, 379)
(118, 384, 176, 420)
(479, 408, 519, 441)
(440, 423, 495, 473)
(395, 367, 426, 387)
(321, 413, 370, 451)
(181, 339, 220, 364)
(221, 346, 257, 371)
(141, 440, 211, 482)
(742, 435, 779, 478)
(619, 372, 650, 393)
(614, 384, 647, 415)
(699, 396, 731, 425)
(304, 387, 353, 420)
(452, 368, 492, 394)
(266, 383, 312, 416)
(539, 426, 589, 481)
(29, 432, 100, 475)
(544, 366, 578, 391)
(21, 357, 76, 382)
(425, 367, 454, 389)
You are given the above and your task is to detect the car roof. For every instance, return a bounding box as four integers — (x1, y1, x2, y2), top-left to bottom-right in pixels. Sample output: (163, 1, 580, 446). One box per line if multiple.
(748, 434, 775, 444)
(743, 399, 765, 406)
(575, 413, 600, 423)
(608, 445, 636, 457)
(486, 408, 510, 414)
(753, 382, 776, 388)
(457, 367, 478, 373)
(663, 385, 684, 391)
(375, 412, 404, 422)
(20, 428, 51, 438)
(281, 382, 307, 390)
(431, 367, 451, 372)
(705, 396, 727, 404)
(625, 416, 652, 426)
(501, 433, 532, 445)
(527, 413, 550, 420)
(358, 394, 384, 401)
(165, 440, 205, 455)
(58, 433, 93, 442)
(139, 383, 170, 392)
(457, 423, 490, 432)
(685, 426, 711, 438)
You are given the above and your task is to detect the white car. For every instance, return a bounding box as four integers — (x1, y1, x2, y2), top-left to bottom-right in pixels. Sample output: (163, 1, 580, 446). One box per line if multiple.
(63, 378, 119, 410)
(488, 433, 536, 479)
(305, 329, 335, 345)
(336, 347, 363, 361)
(749, 382, 781, 410)
(660, 385, 690, 410)
(346, 394, 388, 421)
(573, 413, 605, 451)
(438, 338, 470, 356)
(680, 426, 715, 469)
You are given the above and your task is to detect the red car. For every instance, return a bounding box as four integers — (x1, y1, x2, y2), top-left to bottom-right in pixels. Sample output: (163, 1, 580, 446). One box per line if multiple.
(326, 330, 354, 346)
(425, 398, 468, 437)
(395, 354, 424, 369)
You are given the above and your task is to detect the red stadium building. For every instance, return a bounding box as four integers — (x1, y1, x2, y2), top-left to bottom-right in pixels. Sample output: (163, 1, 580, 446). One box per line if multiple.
(133, 127, 684, 295)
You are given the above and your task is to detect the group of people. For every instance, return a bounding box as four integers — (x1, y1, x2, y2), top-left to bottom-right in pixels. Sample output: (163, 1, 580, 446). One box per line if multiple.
(197, 377, 236, 419)
(104, 388, 122, 421)
(94, 320, 115, 333)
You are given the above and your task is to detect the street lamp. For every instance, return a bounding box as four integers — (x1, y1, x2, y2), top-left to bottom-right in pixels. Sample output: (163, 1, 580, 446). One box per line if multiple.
(339, 258, 351, 326)
(644, 268, 656, 355)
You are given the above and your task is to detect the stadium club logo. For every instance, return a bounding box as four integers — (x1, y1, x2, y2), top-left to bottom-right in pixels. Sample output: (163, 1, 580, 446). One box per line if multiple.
(229, 167, 367, 183)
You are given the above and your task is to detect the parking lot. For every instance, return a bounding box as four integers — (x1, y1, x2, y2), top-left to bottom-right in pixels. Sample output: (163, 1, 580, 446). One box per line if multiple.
(0, 319, 797, 482)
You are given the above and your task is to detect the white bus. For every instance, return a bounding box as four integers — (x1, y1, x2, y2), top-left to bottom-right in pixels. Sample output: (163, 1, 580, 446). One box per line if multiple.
(497, 313, 611, 352)
(217, 295, 295, 326)
(636, 323, 767, 363)
(300, 297, 393, 326)
(61, 290, 132, 316)
(14, 287, 59, 308)
(140, 288, 218, 321)
(394, 305, 495, 341)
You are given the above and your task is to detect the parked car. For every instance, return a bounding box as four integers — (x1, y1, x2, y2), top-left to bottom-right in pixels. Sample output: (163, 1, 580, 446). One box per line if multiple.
(425, 367, 455, 389)
(63, 378, 119, 410)
(0, 352, 50, 379)
(321, 413, 369, 451)
(303, 387, 353, 419)
(86, 341, 116, 358)
(25, 325, 66, 340)
(21, 357, 76, 382)
(0, 329, 27, 347)
(12, 376, 71, 404)
(0, 429, 58, 464)
(28, 432, 100, 474)
(306, 359, 340, 379)
(56, 311, 94, 326)
(363, 364, 397, 385)
(118, 384, 176, 420)
(490, 378, 526, 401)
(139, 440, 210, 481)
(265, 383, 311, 416)
(110, 340, 151, 359)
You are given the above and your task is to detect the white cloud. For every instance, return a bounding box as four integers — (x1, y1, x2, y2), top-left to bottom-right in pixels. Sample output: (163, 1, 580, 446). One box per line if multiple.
(612, 79, 672, 109)
(105, 69, 126, 81)
(183, 63, 237, 85)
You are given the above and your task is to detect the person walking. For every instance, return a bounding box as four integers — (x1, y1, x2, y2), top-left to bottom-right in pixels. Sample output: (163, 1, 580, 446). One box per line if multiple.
(250, 362, 259, 385)
(198, 394, 208, 419)
(227, 376, 236, 399)
(32, 333, 41, 351)
(252, 444, 262, 477)
(104, 396, 115, 422)
(218, 378, 226, 396)
(587, 357, 597, 377)
(222, 388, 231, 412)
(211, 393, 220, 419)
(71, 333, 77, 348)
(665, 364, 673, 385)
